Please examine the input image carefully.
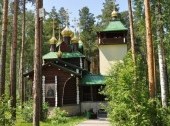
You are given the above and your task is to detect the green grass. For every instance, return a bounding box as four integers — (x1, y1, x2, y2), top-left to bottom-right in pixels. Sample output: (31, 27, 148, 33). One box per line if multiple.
(16, 116, 86, 126)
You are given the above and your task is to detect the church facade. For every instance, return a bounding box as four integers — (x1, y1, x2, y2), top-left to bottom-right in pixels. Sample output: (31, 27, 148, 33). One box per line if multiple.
(24, 9, 128, 115)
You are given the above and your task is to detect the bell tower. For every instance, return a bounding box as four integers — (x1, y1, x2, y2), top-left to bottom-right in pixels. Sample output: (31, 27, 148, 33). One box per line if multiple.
(97, 7, 128, 75)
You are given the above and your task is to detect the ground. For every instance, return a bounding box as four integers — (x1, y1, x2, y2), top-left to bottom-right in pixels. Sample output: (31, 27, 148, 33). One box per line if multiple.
(77, 118, 110, 126)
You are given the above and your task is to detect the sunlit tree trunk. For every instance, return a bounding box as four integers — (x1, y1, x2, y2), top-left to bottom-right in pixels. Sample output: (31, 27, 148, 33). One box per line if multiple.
(10, 0, 18, 120)
(19, 0, 26, 108)
(157, 0, 168, 107)
(128, 0, 136, 64)
(0, 0, 8, 96)
(144, 0, 155, 98)
(33, 0, 41, 125)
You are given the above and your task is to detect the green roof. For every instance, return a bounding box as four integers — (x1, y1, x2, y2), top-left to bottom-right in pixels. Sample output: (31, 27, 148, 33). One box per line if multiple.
(81, 74, 105, 85)
(102, 20, 127, 32)
(43, 51, 85, 59)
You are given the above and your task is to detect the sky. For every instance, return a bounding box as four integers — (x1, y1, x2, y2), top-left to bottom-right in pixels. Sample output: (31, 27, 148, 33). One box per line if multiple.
(27, 0, 128, 27)
(44, 0, 128, 17)
(28, 0, 128, 18)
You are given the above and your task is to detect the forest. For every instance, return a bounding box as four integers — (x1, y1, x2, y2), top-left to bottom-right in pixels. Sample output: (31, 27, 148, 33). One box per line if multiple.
(0, 0, 170, 126)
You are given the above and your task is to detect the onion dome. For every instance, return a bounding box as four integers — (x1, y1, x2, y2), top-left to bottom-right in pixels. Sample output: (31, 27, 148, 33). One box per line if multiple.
(71, 33, 79, 43)
(57, 38, 62, 44)
(61, 26, 73, 37)
(78, 39, 83, 48)
(57, 46, 62, 58)
(70, 32, 74, 38)
(111, 10, 118, 19)
(49, 36, 57, 44)
(49, 18, 57, 44)
(57, 50, 62, 58)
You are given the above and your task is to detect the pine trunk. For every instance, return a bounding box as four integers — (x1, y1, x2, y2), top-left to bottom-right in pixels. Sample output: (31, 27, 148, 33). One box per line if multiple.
(144, 0, 155, 98)
(33, 0, 41, 125)
(10, 0, 18, 119)
(157, 0, 168, 107)
(0, 0, 8, 96)
(128, 0, 136, 64)
(19, 0, 26, 108)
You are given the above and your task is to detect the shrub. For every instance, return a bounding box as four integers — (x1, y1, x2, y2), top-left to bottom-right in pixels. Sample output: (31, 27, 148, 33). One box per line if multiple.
(41, 102, 49, 121)
(22, 100, 33, 122)
(21, 100, 49, 122)
(50, 107, 69, 125)
(102, 53, 170, 126)
(0, 96, 14, 126)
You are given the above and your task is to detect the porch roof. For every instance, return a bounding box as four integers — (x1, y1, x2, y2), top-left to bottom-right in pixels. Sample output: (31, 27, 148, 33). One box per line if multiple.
(81, 74, 105, 85)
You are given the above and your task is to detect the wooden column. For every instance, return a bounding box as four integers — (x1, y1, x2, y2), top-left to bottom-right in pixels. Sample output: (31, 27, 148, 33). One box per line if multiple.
(42, 76, 45, 103)
(55, 76, 58, 107)
(76, 77, 80, 104)
(80, 57, 83, 68)
(90, 86, 93, 101)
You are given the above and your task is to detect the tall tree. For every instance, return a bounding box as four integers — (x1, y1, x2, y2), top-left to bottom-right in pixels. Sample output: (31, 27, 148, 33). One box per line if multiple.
(0, 0, 9, 96)
(79, 6, 96, 57)
(128, 0, 136, 64)
(144, 0, 155, 98)
(33, 0, 41, 125)
(0, 1, 3, 24)
(58, 7, 68, 27)
(157, 0, 168, 107)
(10, 0, 18, 119)
(39, 0, 43, 121)
(19, 0, 26, 108)
(79, 6, 97, 73)
(100, 0, 114, 27)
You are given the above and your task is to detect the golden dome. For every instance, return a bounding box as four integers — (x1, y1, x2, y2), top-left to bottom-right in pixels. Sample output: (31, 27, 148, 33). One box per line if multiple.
(70, 32, 74, 38)
(111, 10, 118, 18)
(71, 33, 79, 43)
(61, 26, 73, 37)
(49, 36, 57, 44)
(78, 39, 83, 48)
(57, 50, 62, 58)
(57, 38, 62, 44)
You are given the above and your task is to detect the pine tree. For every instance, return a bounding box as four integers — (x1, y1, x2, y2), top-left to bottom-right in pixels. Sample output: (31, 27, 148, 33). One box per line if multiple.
(144, 0, 155, 98)
(157, 0, 168, 107)
(128, 0, 136, 64)
(33, 0, 41, 125)
(0, 0, 9, 96)
(10, 0, 18, 119)
(19, 0, 26, 108)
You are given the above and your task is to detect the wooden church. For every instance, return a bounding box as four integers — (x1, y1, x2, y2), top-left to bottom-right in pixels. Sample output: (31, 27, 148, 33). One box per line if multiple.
(24, 8, 128, 115)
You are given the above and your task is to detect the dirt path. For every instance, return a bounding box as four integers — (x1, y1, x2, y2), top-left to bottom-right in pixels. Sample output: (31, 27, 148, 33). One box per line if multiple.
(77, 118, 111, 126)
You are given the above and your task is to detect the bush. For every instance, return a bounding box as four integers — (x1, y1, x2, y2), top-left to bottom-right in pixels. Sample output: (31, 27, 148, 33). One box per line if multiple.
(102, 53, 170, 126)
(41, 102, 49, 121)
(22, 100, 33, 122)
(0, 96, 14, 126)
(21, 100, 49, 122)
(50, 107, 69, 125)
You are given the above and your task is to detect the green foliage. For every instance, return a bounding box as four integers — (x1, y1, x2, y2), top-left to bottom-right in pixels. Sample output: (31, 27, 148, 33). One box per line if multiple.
(50, 107, 69, 125)
(0, 96, 14, 126)
(21, 100, 33, 122)
(21, 100, 49, 122)
(103, 53, 170, 126)
(16, 116, 85, 126)
(100, 0, 115, 27)
(41, 102, 49, 121)
(79, 6, 97, 57)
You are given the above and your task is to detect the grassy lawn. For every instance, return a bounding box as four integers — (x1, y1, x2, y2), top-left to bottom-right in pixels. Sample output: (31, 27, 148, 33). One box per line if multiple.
(16, 116, 86, 126)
